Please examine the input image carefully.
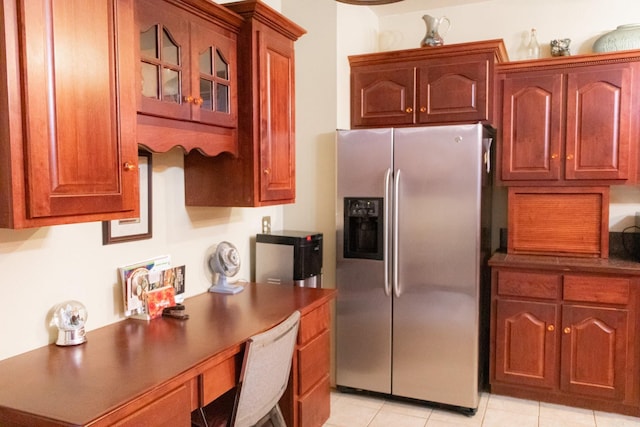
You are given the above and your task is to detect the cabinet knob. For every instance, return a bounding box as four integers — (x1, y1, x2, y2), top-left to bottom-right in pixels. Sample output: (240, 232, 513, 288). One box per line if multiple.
(563, 327, 571, 334)
(547, 325, 555, 332)
(123, 162, 136, 172)
(263, 168, 271, 175)
(194, 97, 204, 106)
(405, 107, 413, 113)
(184, 95, 194, 104)
(420, 107, 427, 113)
(551, 154, 558, 159)
(566, 154, 574, 160)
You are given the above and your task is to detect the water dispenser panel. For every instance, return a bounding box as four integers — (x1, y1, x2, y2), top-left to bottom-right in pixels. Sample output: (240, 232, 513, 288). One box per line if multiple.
(344, 197, 383, 260)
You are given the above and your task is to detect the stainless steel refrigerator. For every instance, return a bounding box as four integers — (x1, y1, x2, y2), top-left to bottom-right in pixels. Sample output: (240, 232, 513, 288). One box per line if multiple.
(335, 124, 493, 413)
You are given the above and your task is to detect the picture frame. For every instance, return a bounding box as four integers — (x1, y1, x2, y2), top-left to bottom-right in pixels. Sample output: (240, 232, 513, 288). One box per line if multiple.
(102, 150, 153, 244)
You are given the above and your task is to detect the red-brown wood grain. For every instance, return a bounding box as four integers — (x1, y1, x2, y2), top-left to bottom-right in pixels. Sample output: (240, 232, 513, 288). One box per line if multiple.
(0, 283, 335, 427)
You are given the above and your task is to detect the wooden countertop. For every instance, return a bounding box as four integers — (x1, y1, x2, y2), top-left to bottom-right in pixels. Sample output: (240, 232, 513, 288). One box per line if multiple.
(0, 283, 335, 426)
(489, 251, 640, 275)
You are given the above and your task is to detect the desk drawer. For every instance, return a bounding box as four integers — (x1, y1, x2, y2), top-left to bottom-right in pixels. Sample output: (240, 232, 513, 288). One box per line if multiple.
(200, 354, 240, 407)
(298, 329, 330, 395)
(113, 384, 190, 427)
(298, 374, 330, 427)
(299, 302, 330, 345)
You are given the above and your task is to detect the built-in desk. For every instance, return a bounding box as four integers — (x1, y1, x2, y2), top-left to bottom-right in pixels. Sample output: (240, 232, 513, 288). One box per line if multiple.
(0, 283, 335, 426)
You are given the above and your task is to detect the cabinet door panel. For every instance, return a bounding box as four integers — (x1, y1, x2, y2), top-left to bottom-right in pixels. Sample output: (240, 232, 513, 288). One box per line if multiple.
(565, 66, 631, 180)
(136, 0, 191, 121)
(495, 299, 558, 388)
(22, 0, 137, 218)
(351, 66, 415, 127)
(561, 305, 628, 400)
(501, 73, 563, 181)
(189, 19, 237, 128)
(417, 58, 489, 123)
(259, 31, 296, 202)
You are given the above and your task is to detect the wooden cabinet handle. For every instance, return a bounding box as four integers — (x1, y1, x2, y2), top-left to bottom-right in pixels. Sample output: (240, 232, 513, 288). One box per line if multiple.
(551, 154, 558, 159)
(123, 162, 136, 172)
(566, 154, 574, 160)
(184, 95, 194, 103)
(547, 325, 555, 332)
(420, 107, 427, 113)
(263, 168, 271, 175)
(405, 107, 413, 113)
(563, 327, 571, 334)
(194, 97, 204, 106)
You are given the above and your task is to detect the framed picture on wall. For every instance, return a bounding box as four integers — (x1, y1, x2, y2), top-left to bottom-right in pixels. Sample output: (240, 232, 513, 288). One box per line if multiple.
(102, 150, 153, 245)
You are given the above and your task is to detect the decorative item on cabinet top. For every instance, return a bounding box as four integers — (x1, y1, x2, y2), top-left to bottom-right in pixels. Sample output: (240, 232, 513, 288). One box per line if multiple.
(420, 15, 451, 47)
(336, 0, 404, 4)
(593, 24, 640, 53)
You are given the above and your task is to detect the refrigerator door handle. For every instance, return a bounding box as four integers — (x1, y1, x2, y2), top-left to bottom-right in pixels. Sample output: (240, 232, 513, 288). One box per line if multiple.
(393, 169, 401, 298)
(384, 168, 392, 297)
(483, 137, 493, 174)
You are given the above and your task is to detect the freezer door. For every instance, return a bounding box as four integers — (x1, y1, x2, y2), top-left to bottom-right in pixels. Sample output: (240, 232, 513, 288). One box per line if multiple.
(336, 129, 393, 394)
(392, 124, 484, 409)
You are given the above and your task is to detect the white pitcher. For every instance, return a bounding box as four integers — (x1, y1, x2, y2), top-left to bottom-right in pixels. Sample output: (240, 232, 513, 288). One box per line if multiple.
(421, 15, 451, 47)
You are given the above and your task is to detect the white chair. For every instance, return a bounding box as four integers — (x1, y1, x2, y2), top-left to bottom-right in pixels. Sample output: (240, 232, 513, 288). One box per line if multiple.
(195, 310, 301, 427)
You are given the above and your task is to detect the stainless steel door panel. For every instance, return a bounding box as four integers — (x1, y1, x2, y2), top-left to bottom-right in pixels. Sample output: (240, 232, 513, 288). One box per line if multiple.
(336, 129, 393, 393)
(336, 259, 391, 392)
(391, 124, 483, 408)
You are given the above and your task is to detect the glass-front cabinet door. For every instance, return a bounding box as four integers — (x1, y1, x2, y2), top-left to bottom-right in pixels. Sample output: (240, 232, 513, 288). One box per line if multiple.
(190, 21, 237, 128)
(135, 0, 236, 128)
(136, 2, 190, 121)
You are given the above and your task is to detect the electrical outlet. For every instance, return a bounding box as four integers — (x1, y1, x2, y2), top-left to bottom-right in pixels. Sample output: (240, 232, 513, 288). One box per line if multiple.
(262, 216, 271, 234)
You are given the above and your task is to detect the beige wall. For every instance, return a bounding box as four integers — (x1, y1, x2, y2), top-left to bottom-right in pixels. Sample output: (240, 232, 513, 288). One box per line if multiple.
(1, 0, 640, 361)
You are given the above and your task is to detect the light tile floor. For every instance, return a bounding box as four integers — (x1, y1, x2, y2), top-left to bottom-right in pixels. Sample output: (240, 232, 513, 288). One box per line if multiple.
(324, 390, 640, 427)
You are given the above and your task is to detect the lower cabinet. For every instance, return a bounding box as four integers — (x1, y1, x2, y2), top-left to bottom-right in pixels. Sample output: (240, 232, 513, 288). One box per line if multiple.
(491, 266, 639, 414)
(281, 301, 331, 427)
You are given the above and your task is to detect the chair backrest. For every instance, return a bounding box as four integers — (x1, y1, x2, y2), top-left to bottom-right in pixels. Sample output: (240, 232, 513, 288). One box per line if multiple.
(232, 310, 301, 427)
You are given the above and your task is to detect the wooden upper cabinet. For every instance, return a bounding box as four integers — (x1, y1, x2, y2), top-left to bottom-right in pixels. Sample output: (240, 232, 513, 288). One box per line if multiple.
(134, 0, 242, 156)
(184, 0, 305, 207)
(349, 40, 508, 128)
(499, 52, 639, 185)
(416, 55, 491, 124)
(0, 0, 139, 228)
(565, 67, 631, 181)
(501, 73, 563, 181)
(351, 65, 415, 127)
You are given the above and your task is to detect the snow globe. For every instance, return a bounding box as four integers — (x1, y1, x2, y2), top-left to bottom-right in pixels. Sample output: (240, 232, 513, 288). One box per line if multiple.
(50, 300, 88, 346)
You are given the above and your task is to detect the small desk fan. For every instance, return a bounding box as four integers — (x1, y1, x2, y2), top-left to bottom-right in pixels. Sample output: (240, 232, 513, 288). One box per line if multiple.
(207, 241, 244, 294)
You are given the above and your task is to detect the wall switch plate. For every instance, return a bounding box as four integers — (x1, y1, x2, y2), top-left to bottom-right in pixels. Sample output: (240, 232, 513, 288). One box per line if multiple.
(262, 216, 271, 234)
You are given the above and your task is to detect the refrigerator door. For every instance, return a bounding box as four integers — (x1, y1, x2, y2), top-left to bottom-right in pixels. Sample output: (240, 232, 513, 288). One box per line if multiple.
(336, 128, 393, 394)
(392, 124, 483, 408)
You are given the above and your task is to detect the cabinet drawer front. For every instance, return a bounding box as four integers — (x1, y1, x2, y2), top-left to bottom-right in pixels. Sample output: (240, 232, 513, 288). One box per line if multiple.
(200, 354, 240, 406)
(298, 374, 330, 427)
(497, 270, 561, 299)
(563, 275, 630, 305)
(298, 330, 330, 395)
(299, 303, 330, 345)
(112, 384, 191, 427)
